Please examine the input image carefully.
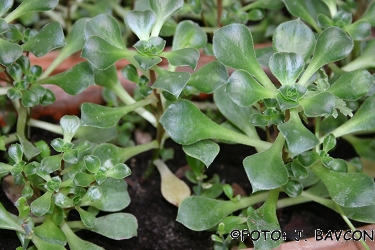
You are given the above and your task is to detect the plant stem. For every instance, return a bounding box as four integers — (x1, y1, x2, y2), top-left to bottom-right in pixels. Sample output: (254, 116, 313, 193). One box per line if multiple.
(236, 191, 269, 209)
(315, 117, 321, 152)
(67, 220, 85, 230)
(0, 87, 11, 96)
(28, 119, 62, 135)
(16, 104, 28, 138)
(277, 195, 311, 209)
(2, 133, 18, 145)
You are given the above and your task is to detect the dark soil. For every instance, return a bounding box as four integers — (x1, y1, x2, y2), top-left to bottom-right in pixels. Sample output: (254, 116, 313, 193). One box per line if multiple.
(0, 126, 368, 249)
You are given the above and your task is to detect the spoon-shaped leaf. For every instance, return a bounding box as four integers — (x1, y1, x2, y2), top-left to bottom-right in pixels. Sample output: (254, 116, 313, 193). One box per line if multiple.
(331, 94, 375, 138)
(41, 154, 62, 174)
(327, 70, 374, 101)
(345, 20, 371, 41)
(300, 92, 336, 117)
(278, 111, 319, 157)
(82, 36, 130, 70)
(22, 22, 64, 57)
(226, 69, 276, 106)
(243, 134, 288, 192)
(0, 0, 13, 17)
(342, 39, 375, 71)
(299, 27, 353, 86)
(161, 48, 199, 69)
(0, 202, 24, 232)
(183, 140, 220, 167)
(60, 115, 80, 143)
(311, 163, 375, 207)
(213, 23, 275, 91)
(160, 100, 272, 150)
(269, 52, 305, 86)
(84, 13, 125, 49)
(283, 0, 319, 31)
(152, 70, 191, 98)
(0, 38, 22, 67)
(16, 133, 40, 160)
(76, 206, 96, 228)
(41, 18, 89, 78)
(81, 96, 156, 128)
(34, 216, 66, 246)
(340, 204, 375, 223)
(4, 0, 58, 22)
(88, 213, 138, 240)
(150, 0, 183, 36)
(154, 159, 190, 206)
(30, 191, 53, 216)
(187, 61, 228, 94)
(60, 222, 104, 250)
(37, 62, 94, 95)
(31, 234, 66, 250)
(273, 19, 316, 62)
(124, 10, 156, 41)
(172, 20, 207, 50)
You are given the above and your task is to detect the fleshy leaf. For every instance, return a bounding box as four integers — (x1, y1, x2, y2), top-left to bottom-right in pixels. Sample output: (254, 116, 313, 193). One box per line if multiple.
(187, 61, 228, 94)
(283, 0, 319, 30)
(0, 38, 22, 67)
(311, 163, 375, 207)
(172, 20, 207, 50)
(38, 62, 94, 95)
(332, 94, 375, 138)
(360, 1, 375, 26)
(22, 22, 64, 57)
(327, 70, 374, 101)
(345, 20, 371, 41)
(81, 97, 156, 128)
(60, 115, 80, 142)
(243, 134, 288, 192)
(342, 39, 375, 71)
(16, 134, 40, 160)
(299, 27, 353, 86)
(34, 217, 66, 246)
(344, 136, 375, 162)
(133, 54, 162, 71)
(60, 222, 103, 250)
(76, 206, 96, 228)
(8, 143, 23, 163)
(183, 140, 220, 167)
(30, 191, 53, 216)
(273, 19, 316, 62)
(300, 92, 336, 117)
(278, 111, 319, 158)
(177, 196, 245, 231)
(82, 178, 130, 212)
(160, 100, 271, 149)
(0, 202, 23, 232)
(89, 213, 138, 240)
(269, 52, 304, 86)
(0, 0, 13, 17)
(150, 0, 184, 36)
(41, 154, 62, 174)
(4, 0, 58, 22)
(152, 70, 191, 97)
(31, 234, 66, 250)
(84, 13, 125, 49)
(161, 48, 199, 69)
(82, 36, 129, 70)
(226, 69, 275, 106)
(54, 193, 74, 208)
(124, 9, 156, 41)
(341, 204, 375, 223)
(106, 163, 132, 179)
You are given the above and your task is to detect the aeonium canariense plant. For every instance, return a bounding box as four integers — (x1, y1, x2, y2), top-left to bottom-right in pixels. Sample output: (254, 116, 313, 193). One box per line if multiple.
(160, 15, 375, 250)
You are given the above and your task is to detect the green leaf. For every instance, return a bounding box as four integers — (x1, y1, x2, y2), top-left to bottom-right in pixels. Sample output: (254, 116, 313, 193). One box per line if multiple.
(344, 136, 375, 162)
(84, 13, 125, 49)
(177, 196, 244, 231)
(133, 37, 165, 56)
(291, 160, 309, 179)
(226, 69, 275, 106)
(345, 20, 371, 41)
(84, 155, 101, 173)
(22, 22, 64, 57)
(311, 163, 375, 207)
(172, 20, 207, 50)
(124, 9, 156, 41)
(75, 126, 118, 143)
(121, 64, 139, 83)
(21, 89, 39, 107)
(327, 70, 374, 101)
(82, 178, 130, 212)
(243, 134, 288, 192)
(4, 0, 58, 22)
(278, 111, 319, 158)
(282, 179, 303, 197)
(0, 38, 22, 67)
(213, 23, 274, 90)
(152, 70, 191, 97)
(46, 176, 62, 192)
(54, 193, 74, 208)
(161, 48, 199, 69)
(283, 0, 319, 30)
(34, 216, 66, 246)
(106, 163, 132, 179)
(332, 94, 375, 138)
(150, 0, 184, 36)
(41, 154, 62, 174)
(273, 19, 316, 62)
(133, 54, 162, 71)
(187, 61, 228, 94)
(60, 222, 103, 250)
(0, 0, 13, 17)
(60, 115, 80, 142)
(183, 140, 220, 167)
(31, 191, 53, 216)
(297, 151, 320, 167)
(82, 36, 128, 70)
(341, 204, 375, 223)
(300, 92, 336, 117)
(31, 234, 66, 250)
(81, 97, 156, 128)
(16, 133, 40, 160)
(89, 213, 138, 240)
(247, 192, 282, 249)
(0, 162, 12, 175)
(38, 62, 94, 95)
(299, 27, 353, 86)
(360, 1, 375, 26)
(269, 52, 304, 86)
(76, 206, 96, 228)
(8, 143, 23, 163)
(74, 172, 95, 187)
(0, 202, 23, 232)
(323, 133, 336, 152)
